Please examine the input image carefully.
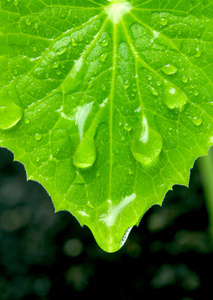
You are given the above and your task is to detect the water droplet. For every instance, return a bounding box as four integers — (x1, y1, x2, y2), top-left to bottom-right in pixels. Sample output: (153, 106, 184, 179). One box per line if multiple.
(157, 81, 161, 86)
(24, 117, 30, 125)
(193, 90, 199, 96)
(101, 84, 106, 91)
(0, 102, 23, 130)
(71, 38, 78, 47)
(123, 80, 130, 90)
(163, 84, 187, 110)
(56, 70, 62, 75)
(150, 86, 158, 96)
(190, 117, 203, 126)
(26, 19, 31, 26)
(73, 135, 96, 169)
(161, 64, 178, 75)
(147, 75, 152, 81)
(99, 53, 108, 63)
(195, 48, 202, 58)
(101, 39, 109, 47)
(120, 227, 133, 247)
(36, 157, 40, 162)
(159, 18, 168, 26)
(182, 76, 188, 83)
(14, 0, 18, 7)
(87, 201, 94, 208)
(56, 47, 67, 55)
(34, 133, 42, 141)
(124, 123, 132, 131)
(52, 61, 59, 68)
(131, 116, 163, 166)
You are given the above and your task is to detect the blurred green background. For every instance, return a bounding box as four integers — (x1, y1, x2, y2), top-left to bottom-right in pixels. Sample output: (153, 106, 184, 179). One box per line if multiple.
(0, 146, 212, 300)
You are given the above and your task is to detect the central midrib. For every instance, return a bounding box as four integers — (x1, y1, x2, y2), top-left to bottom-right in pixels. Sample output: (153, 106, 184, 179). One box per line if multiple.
(109, 22, 118, 200)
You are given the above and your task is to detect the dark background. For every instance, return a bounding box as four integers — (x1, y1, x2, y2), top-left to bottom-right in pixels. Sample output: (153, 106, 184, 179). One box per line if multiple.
(0, 147, 212, 300)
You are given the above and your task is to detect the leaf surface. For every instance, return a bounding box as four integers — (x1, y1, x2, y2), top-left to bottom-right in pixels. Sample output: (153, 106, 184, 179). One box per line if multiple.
(0, 0, 213, 252)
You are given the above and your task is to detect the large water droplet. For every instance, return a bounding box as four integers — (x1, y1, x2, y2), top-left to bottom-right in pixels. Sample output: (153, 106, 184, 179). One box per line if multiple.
(131, 117, 163, 166)
(73, 135, 96, 168)
(0, 102, 23, 130)
(163, 84, 187, 110)
(161, 64, 178, 75)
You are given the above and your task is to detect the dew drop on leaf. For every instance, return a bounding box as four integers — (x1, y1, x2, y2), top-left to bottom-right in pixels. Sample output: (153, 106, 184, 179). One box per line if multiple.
(161, 64, 178, 75)
(101, 39, 109, 47)
(26, 19, 31, 26)
(71, 38, 78, 47)
(34, 133, 43, 141)
(24, 117, 30, 125)
(182, 76, 188, 83)
(57, 47, 67, 55)
(131, 116, 163, 166)
(163, 84, 187, 110)
(99, 53, 108, 63)
(123, 80, 130, 90)
(0, 103, 23, 130)
(150, 86, 158, 96)
(73, 135, 96, 169)
(159, 18, 168, 26)
(195, 48, 202, 58)
(190, 117, 203, 126)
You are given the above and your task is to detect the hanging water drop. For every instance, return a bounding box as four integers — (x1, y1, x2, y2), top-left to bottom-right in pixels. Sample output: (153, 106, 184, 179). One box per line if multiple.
(0, 102, 23, 130)
(130, 116, 163, 166)
(161, 64, 178, 75)
(73, 135, 96, 169)
(163, 84, 187, 110)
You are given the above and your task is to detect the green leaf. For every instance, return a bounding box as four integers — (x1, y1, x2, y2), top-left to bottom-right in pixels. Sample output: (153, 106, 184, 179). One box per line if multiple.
(0, 0, 213, 252)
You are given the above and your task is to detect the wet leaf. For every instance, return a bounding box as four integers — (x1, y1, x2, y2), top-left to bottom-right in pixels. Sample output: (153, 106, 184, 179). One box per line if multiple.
(0, 0, 213, 252)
